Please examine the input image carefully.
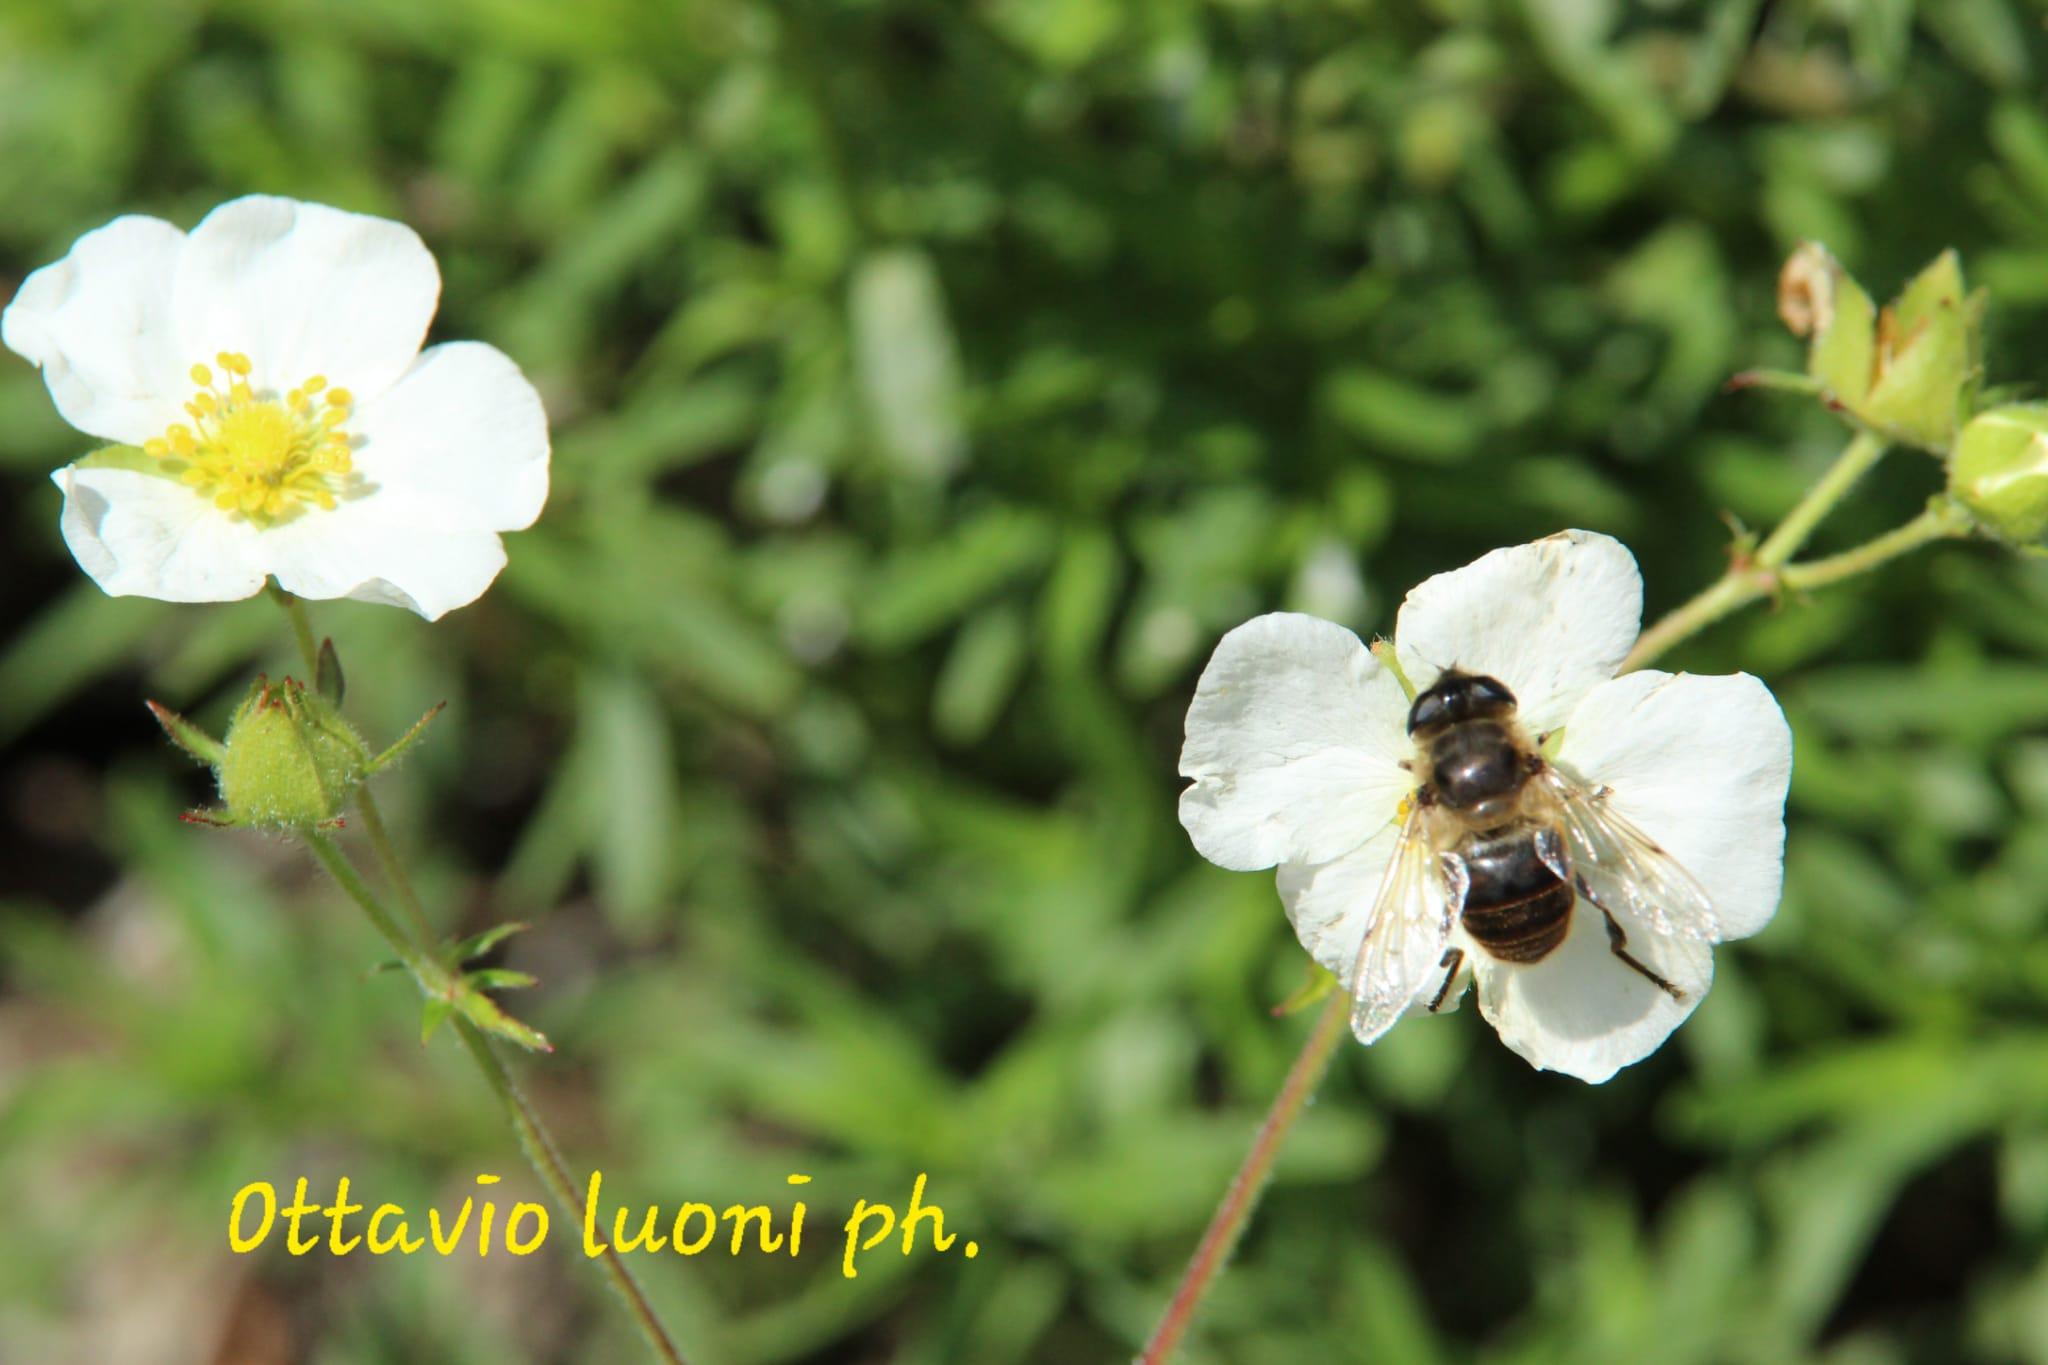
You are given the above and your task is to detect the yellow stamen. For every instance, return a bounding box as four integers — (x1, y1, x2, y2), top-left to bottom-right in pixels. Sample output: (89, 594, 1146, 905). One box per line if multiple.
(143, 356, 358, 526)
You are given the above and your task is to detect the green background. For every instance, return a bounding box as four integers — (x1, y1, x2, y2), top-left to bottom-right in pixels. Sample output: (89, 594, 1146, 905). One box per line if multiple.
(6, 1, 2048, 1360)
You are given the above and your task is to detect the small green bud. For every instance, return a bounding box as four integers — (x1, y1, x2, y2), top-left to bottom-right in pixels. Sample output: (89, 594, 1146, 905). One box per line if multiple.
(216, 675, 371, 831)
(1778, 243, 1985, 452)
(1951, 404, 2048, 545)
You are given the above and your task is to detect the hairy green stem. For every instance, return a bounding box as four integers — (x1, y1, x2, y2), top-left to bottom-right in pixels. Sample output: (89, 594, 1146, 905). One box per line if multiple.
(1624, 431, 1891, 670)
(449, 1016, 688, 1365)
(269, 578, 320, 670)
(269, 583, 441, 949)
(1754, 430, 1888, 569)
(273, 586, 687, 1365)
(303, 831, 450, 997)
(1623, 496, 1972, 672)
(1776, 498, 1975, 592)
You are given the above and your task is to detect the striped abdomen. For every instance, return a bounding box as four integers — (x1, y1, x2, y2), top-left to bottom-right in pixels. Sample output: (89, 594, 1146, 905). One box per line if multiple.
(1458, 825, 1573, 964)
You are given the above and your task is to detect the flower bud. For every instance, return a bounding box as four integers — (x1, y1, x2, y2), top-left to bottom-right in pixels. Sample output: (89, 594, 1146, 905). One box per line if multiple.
(1778, 244, 1984, 452)
(1950, 404, 2048, 545)
(216, 676, 371, 830)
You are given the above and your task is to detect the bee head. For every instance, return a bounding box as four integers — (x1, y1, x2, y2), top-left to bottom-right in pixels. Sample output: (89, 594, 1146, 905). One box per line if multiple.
(1406, 669, 1517, 735)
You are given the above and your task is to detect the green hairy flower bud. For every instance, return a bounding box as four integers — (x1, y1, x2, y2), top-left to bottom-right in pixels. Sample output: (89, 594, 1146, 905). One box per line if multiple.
(148, 676, 442, 833)
(1778, 243, 1984, 452)
(1950, 405, 2048, 546)
(217, 675, 370, 830)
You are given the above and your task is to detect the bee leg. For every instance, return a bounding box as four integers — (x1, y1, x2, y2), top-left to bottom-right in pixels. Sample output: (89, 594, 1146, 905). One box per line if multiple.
(1578, 877, 1686, 1001)
(1428, 947, 1465, 1012)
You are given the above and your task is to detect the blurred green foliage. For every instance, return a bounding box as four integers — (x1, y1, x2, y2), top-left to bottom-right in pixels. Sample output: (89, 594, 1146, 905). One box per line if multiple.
(7, 1, 2048, 1361)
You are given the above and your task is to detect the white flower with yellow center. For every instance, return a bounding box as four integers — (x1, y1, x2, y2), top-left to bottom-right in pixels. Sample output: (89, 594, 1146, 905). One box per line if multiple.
(1179, 531, 1793, 1083)
(3, 195, 549, 620)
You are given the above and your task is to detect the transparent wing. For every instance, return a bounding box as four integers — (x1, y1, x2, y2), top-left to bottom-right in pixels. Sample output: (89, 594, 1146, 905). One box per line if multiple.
(1348, 802, 1469, 1044)
(1536, 765, 1719, 942)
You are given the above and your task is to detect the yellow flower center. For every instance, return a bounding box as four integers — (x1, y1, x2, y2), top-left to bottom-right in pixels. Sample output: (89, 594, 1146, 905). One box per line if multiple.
(143, 351, 357, 524)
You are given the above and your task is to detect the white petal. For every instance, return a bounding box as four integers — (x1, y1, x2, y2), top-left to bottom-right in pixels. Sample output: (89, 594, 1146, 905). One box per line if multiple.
(1395, 530, 1642, 733)
(348, 342, 551, 533)
(3, 216, 189, 444)
(1275, 823, 1403, 984)
(1473, 900, 1713, 1084)
(1179, 613, 1414, 872)
(1555, 670, 1792, 941)
(53, 464, 268, 603)
(265, 500, 510, 621)
(172, 196, 439, 401)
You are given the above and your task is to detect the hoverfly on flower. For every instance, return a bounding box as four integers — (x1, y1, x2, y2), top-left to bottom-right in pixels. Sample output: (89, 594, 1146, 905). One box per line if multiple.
(1179, 531, 1792, 1083)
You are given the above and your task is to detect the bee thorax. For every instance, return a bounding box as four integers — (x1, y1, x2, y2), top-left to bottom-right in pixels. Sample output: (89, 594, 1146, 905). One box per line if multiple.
(1427, 721, 1525, 826)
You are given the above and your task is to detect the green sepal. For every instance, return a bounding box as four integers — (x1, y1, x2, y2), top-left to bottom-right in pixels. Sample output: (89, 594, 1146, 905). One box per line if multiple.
(1272, 962, 1339, 1017)
(367, 702, 446, 773)
(315, 638, 345, 705)
(1781, 242, 1876, 407)
(73, 443, 176, 478)
(1863, 251, 1980, 451)
(146, 700, 227, 767)
(1809, 268, 1876, 408)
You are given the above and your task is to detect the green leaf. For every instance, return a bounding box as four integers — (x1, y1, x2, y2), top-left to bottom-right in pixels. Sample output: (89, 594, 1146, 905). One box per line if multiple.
(450, 921, 531, 964)
(420, 996, 454, 1045)
(457, 989, 553, 1053)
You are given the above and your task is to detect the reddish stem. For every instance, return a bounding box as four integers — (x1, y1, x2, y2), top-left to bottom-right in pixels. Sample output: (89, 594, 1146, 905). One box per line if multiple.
(1138, 993, 1352, 1363)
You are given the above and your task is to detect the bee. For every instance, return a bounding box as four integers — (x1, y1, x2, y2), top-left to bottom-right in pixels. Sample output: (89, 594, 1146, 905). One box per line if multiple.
(1349, 668, 1721, 1042)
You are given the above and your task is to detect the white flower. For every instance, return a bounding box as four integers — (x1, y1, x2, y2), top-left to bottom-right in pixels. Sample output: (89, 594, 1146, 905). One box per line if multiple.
(1178, 530, 1792, 1083)
(3, 195, 549, 621)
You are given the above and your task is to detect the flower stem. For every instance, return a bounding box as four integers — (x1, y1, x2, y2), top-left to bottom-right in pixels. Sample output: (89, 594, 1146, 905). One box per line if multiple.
(1620, 563, 1766, 673)
(448, 1016, 688, 1365)
(1623, 430, 1890, 671)
(1753, 430, 1888, 570)
(266, 582, 441, 947)
(304, 830, 450, 996)
(1138, 992, 1351, 1364)
(273, 589, 687, 1365)
(268, 578, 320, 669)
(1776, 497, 1975, 592)
(1623, 496, 1972, 672)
